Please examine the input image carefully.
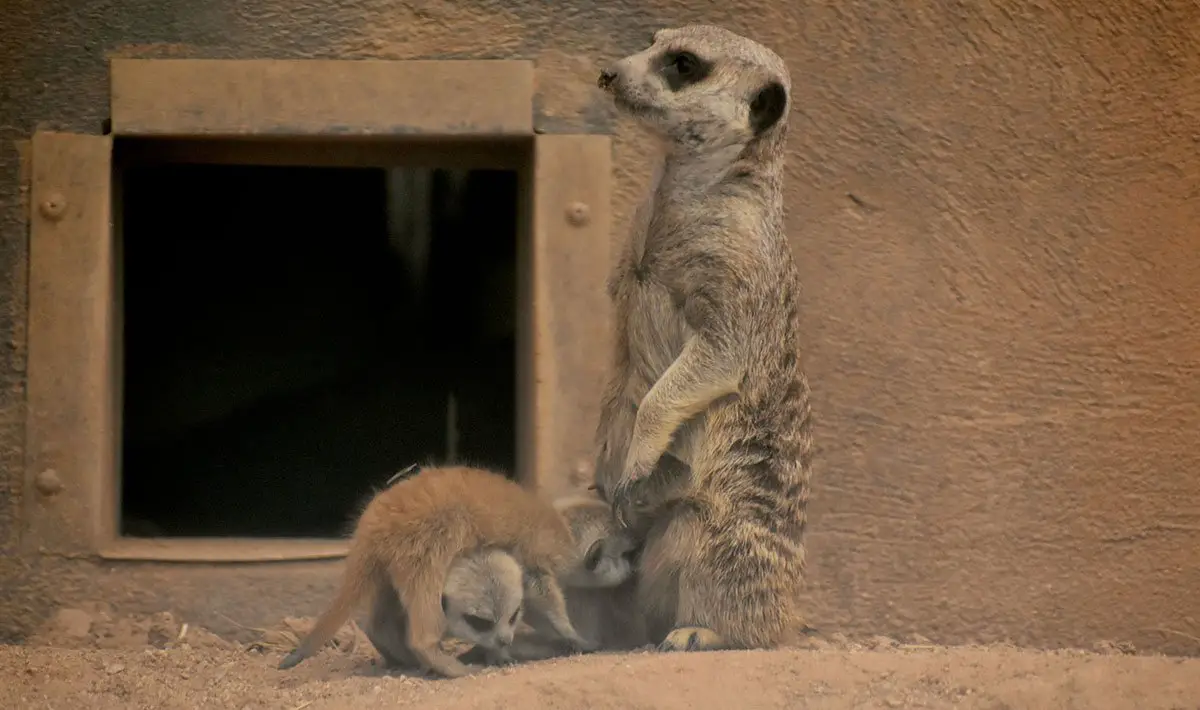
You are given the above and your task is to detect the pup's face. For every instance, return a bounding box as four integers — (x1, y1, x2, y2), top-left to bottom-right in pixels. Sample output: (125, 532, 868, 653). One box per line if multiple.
(553, 494, 641, 588)
(574, 531, 640, 588)
(441, 550, 524, 651)
(560, 523, 639, 589)
(597, 25, 791, 149)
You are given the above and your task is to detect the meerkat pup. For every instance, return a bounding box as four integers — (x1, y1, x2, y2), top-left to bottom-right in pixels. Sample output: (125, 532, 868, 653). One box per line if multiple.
(456, 492, 645, 664)
(277, 465, 598, 678)
(524, 494, 648, 658)
(553, 493, 641, 589)
(593, 25, 814, 653)
(361, 546, 525, 670)
(547, 494, 649, 653)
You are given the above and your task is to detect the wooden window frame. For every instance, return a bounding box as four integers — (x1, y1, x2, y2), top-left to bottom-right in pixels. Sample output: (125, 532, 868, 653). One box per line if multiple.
(24, 59, 612, 562)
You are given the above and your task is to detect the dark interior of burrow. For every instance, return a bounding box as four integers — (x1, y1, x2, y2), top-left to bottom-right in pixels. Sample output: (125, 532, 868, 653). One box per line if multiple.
(118, 154, 518, 538)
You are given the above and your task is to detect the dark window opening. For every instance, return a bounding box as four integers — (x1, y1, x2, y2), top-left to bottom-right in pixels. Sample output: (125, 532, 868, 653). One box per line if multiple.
(118, 159, 518, 538)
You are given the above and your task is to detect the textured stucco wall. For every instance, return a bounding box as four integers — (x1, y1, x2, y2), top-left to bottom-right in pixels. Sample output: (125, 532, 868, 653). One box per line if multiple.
(2, 0, 1199, 652)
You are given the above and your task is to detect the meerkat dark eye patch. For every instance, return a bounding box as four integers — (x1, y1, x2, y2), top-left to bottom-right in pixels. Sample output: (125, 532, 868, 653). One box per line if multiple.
(659, 50, 712, 91)
(584, 540, 605, 571)
(441, 595, 449, 614)
(749, 81, 788, 136)
(509, 604, 522, 625)
(463, 614, 495, 633)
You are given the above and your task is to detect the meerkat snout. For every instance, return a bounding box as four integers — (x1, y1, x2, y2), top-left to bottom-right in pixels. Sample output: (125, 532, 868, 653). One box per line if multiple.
(598, 68, 617, 90)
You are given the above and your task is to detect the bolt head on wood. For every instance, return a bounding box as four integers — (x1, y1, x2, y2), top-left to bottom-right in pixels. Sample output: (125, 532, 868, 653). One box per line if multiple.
(570, 459, 594, 488)
(35, 469, 63, 495)
(39, 193, 67, 221)
(565, 202, 591, 227)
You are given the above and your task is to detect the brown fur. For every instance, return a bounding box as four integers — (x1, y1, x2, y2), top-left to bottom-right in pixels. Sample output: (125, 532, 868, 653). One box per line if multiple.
(277, 465, 596, 678)
(593, 25, 814, 652)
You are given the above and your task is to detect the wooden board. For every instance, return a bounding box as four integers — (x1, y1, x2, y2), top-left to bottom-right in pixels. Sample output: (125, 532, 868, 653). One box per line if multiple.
(521, 134, 613, 497)
(25, 132, 117, 556)
(110, 59, 534, 137)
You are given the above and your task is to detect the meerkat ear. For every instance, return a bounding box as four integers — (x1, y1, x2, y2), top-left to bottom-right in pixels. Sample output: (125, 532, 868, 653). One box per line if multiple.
(584, 540, 605, 571)
(749, 81, 787, 136)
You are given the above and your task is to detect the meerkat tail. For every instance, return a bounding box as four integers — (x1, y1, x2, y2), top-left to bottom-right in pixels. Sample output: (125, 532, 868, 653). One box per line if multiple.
(278, 546, 376, 670)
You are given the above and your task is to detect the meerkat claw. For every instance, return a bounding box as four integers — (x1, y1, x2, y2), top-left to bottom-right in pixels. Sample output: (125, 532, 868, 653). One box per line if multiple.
(611, 475, 655, 532)
(658, 627, 724, 652)
(485, 648, 518, 666)
(609, 481, 633, 529)
(573, 635, 602, 654)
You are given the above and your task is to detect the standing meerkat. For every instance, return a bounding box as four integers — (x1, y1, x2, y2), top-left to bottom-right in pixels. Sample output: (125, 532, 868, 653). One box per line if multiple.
(362, 546, 526, 669)
(593, 24, 814, 652)
(277, 465, 598, 678)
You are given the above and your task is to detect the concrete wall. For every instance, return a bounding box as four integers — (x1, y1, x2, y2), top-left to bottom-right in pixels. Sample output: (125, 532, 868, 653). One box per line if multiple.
(2, 0, 1199, 653)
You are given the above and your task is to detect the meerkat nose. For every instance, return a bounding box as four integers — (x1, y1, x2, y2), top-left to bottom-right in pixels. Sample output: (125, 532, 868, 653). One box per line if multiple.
(598, 68, 617, 90)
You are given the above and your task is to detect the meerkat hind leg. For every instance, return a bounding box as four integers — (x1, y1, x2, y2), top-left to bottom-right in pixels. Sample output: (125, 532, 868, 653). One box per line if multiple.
(394, 569, 473, 679)
(643, 506, 793, 654)
(363, 584, 422, 669)
(523, 570, 599, 653)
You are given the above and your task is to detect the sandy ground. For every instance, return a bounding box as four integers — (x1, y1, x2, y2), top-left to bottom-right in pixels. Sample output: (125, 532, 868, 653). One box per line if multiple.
(5, 605, 1199, 710)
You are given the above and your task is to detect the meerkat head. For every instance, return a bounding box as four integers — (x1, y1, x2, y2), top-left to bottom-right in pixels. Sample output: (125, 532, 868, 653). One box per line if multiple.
(553, 494, 640, 588)
(598, 24, 791, 152)
(441, 548, 524, 651)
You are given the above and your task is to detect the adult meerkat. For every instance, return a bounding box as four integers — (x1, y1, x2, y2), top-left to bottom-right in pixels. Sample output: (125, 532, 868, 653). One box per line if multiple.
(277, 465, 598, 678)
(593, 25, 814, 652)
(362, 546, 526, 670)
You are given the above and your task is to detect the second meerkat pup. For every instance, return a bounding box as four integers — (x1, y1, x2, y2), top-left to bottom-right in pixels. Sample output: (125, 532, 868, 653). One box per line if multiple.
(458, 492, 646, 663)
(543, 494, 649, 653)
(277, 465, 599, 678)
(593, 25, 814, 653)
(553, 493, 641, 589)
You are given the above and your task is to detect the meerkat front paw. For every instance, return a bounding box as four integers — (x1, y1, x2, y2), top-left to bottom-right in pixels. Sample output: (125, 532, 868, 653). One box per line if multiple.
(658, 627, 724, 652)
(455, 645, 517, 668)
(455, 645, 489, 666)
(563, 633, 601, 655)
(424, 656, 475, 679)
(484, 647, 517, 667)
(610, 473, 652, 530)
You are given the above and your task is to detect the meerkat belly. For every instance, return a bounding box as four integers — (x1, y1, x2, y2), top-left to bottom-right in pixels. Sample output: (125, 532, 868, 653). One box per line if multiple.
(625, 279, 687, 390)
(624, 277, 705, 465)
